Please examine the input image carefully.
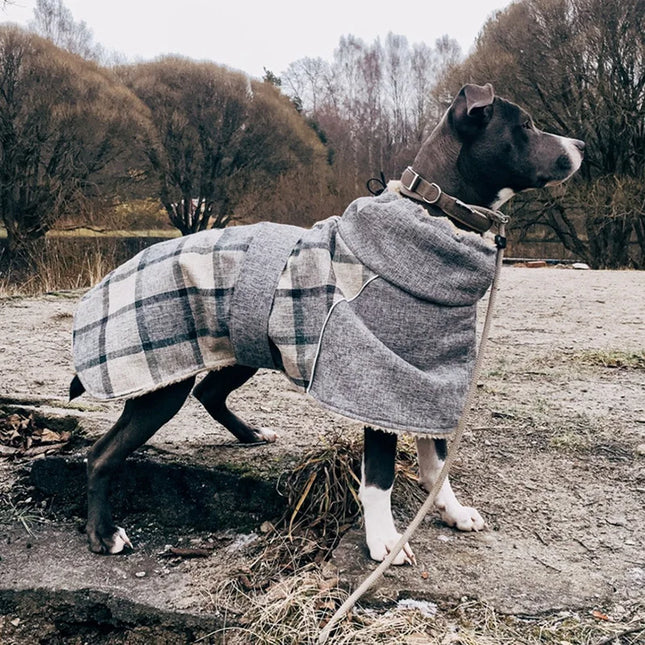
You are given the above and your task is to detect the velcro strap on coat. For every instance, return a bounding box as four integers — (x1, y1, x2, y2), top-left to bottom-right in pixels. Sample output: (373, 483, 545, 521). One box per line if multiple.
(229, 222, 303, 369)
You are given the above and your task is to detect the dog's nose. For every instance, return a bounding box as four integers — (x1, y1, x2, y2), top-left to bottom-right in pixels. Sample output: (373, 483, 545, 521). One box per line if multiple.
(573, 139, 585, 152)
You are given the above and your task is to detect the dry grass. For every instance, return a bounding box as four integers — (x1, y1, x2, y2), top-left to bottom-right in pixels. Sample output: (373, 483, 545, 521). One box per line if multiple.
(205, 566, 644, 644)
(0, 249, 113, 296)
(205, 567, 432, 645)
(200, 435, 644, 644)
(278, 433, 363, 545)
(570, 349, 645, 370)
(0, 235, 169, 296)
(233, 432, 423, 588)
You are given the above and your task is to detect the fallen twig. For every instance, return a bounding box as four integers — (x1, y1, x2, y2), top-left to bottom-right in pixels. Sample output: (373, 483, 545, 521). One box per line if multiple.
(595, 624, 645, 644)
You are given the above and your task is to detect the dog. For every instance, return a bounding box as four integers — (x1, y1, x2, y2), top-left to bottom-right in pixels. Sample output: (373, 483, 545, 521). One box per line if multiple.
(70, 83, 584, 563)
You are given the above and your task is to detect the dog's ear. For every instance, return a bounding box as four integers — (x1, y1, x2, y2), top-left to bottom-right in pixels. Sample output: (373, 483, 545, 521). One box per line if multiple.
(450, 83, 495, 138)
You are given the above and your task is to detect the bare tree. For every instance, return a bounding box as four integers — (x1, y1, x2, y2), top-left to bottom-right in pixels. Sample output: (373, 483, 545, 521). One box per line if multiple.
(0, 26, 150, 268)
(282, 57, 331, 113)
(30, 0, 104, 62)
(121, 57, 327, 235)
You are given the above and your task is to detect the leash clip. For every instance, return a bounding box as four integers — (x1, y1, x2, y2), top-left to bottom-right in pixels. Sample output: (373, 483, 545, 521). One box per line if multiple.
(489, 210, 510, 224)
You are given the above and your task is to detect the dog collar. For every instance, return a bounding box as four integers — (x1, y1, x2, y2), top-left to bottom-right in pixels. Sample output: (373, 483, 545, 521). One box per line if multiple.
(399, 166, 508, 234)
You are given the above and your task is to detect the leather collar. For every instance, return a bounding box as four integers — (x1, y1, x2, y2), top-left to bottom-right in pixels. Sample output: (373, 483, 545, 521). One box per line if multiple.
(399, 166, 507, 234)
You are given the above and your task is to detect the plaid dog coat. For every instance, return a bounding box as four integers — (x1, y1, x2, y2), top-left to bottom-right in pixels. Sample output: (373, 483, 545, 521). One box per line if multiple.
(73, 192, 496, 435)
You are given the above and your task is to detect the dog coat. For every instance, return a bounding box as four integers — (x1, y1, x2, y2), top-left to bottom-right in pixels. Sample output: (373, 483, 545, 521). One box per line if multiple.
(73, 192, 496, 435)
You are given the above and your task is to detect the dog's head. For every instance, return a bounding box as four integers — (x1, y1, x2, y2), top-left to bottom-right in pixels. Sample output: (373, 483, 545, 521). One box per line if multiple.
(412, 83, 585, 209)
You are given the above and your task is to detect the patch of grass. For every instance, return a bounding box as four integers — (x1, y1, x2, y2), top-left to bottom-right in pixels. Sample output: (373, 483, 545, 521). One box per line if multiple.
(0, 485, 48, 537)
(485, 356, 513, 380)
(549, 428, 591, 453)
(278, 433, 363, 546)
(571, 349, 645, 370)
(206, 568, 644, 645)
(548, 412, 596, 454)
(51, 311, 73, 320)
(219, 432, 421, 593)
(0, 246, 115, 296)
(206, 567, 430, 645)
(275, 432, 421, 556)
(52, 198, 173, 232)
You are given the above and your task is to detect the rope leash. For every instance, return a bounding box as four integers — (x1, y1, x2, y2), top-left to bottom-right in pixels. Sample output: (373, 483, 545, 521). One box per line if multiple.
(318, 221, 507, 644)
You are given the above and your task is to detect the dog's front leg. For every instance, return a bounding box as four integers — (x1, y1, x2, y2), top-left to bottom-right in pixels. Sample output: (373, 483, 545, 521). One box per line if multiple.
(416, 437, 484, 531)
(359, 427, 415, 565)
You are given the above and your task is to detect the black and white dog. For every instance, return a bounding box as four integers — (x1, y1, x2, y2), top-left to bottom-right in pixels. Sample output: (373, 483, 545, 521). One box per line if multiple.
(71, 83, 584, 563)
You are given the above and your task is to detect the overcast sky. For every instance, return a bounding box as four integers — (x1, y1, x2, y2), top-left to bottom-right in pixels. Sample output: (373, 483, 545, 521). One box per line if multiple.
(2, 0, 514, 78)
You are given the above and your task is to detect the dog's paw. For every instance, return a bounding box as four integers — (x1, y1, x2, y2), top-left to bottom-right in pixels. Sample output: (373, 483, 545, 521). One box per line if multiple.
(109, 526, 134, 553)
(367, 534, 416, 565)
(88, 525, 133, 554)
(254, 427, 278, 443)
(439, 504, 485, 532)
(238, 427, 278, 445)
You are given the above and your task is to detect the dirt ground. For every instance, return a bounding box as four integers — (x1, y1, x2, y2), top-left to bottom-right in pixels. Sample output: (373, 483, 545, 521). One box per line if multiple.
(0, 266, 644, 643)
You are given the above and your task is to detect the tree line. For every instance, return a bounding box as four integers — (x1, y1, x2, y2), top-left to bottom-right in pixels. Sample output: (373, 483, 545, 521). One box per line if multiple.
(282, 0, 644, 268)
(282, 33, 461, 199)
(1, 0, 644, 271)
(0, 2, 330, 270)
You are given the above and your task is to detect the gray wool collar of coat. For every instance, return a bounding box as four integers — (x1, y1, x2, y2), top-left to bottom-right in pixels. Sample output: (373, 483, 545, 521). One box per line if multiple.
(338, 192, 495, 306)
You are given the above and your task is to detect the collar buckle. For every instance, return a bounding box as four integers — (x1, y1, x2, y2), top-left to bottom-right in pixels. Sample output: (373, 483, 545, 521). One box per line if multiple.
(401, 167, 441, 204)
(401, 167, 421, 193)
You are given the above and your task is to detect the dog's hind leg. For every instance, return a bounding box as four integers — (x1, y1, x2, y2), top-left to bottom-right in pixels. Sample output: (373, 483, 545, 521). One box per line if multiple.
(359, 427, 415, 565)
(416, 437, 485, 531)
(193, 365, 277, 444)
(86, 377, 195, 554)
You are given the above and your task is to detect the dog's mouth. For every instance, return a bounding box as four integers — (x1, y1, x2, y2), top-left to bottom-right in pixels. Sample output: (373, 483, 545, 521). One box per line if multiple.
(538, 155, 582, 187)
(542, 176, 567, 187)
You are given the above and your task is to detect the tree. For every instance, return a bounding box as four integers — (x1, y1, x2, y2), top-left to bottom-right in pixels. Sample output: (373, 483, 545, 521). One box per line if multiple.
(262, 68, 281, 87)
(0, 26, 151, 267)
(441, 0, 645, 268)
(283, 33, 461, 199)
(121, 57, 327, 235)
(30, 0, 104, 62)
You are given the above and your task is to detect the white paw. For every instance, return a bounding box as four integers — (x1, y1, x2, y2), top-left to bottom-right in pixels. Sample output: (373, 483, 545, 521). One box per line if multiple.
(256, 427, 278, 443)
(439, 504, 485, 532)
(367, 533, 416, 565)
(109, 526, 133, 554)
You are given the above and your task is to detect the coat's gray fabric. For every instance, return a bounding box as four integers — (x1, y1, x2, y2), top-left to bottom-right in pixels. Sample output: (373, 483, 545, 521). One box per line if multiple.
(73, 192, 496, 435)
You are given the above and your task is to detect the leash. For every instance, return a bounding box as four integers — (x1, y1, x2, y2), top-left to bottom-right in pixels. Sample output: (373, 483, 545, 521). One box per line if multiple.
(318, 214, 508, 644)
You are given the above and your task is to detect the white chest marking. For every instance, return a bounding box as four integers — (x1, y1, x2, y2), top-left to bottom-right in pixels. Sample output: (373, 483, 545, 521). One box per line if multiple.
(491, 188, 515, 210)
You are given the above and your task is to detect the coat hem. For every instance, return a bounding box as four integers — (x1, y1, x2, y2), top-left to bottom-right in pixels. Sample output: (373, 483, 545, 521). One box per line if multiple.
(306, 392, 456, 438)
(78, 358, 238, 402)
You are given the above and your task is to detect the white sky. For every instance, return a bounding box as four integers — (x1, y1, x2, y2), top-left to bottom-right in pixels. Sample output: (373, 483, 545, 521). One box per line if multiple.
(2, 0, 514, 78)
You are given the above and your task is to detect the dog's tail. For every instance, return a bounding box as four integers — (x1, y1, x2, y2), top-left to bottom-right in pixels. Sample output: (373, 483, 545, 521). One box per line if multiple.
(69, 375, 85, 401)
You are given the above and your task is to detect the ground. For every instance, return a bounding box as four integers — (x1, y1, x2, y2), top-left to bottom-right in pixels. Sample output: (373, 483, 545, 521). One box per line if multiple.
(0, 266, 643, 644)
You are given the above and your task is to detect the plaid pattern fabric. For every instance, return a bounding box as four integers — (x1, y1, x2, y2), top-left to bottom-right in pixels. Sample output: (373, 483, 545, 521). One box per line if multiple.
(72, 217, 374, 400)
(73, 227, 252, 399)
(269, 229, 374, 388)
